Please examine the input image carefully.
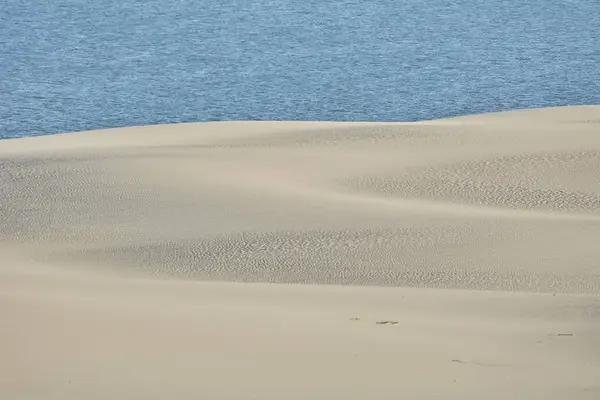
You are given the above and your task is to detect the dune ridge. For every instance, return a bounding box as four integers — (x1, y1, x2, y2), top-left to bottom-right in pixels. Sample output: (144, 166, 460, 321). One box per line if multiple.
(2, 106, 600, 399)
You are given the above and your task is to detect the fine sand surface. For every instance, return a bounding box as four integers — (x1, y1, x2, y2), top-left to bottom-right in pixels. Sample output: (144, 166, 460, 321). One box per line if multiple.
(1, 105, 600, 399)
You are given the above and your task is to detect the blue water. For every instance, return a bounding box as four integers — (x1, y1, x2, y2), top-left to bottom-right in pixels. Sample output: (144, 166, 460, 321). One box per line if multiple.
(2, 0, 599, 139)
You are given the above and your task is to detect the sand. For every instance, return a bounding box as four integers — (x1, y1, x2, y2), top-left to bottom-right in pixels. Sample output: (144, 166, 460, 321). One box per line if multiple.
(1, 105, 600, 399)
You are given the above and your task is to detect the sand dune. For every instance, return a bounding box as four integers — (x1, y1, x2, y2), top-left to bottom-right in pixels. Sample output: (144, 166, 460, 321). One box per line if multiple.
(1, 106, 600, 399)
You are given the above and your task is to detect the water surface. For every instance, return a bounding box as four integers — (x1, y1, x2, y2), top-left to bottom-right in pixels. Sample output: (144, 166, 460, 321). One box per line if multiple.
(2, 0, 599, 138)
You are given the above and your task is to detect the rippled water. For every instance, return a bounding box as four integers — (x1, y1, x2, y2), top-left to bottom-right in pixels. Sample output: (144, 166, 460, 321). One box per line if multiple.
(2, 0, 599, 139)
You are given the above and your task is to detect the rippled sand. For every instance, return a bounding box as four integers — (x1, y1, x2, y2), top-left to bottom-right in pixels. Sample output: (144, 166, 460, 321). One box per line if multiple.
(2, 106, 600, 399)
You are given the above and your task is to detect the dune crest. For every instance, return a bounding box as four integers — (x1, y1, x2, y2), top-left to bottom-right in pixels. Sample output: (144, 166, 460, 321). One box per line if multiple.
(2, 106, 599, 293)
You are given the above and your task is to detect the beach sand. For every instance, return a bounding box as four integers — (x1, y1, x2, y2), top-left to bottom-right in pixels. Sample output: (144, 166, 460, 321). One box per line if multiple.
(2, 106, 600, 399)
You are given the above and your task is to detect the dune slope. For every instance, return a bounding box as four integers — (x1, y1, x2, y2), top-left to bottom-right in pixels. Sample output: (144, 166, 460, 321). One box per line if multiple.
(1, 106, 600, 399)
